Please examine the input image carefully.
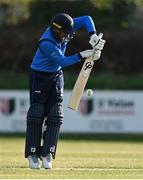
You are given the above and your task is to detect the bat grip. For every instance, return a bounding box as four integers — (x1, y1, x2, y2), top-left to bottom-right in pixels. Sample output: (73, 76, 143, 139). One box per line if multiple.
(98, 33, 103, 39)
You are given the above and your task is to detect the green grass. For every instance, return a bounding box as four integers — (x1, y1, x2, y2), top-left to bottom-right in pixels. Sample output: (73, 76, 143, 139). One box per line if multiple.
(0, 71, 28, 90)
(0, 71, 143, 90)
(1, 134, 143, 179)
(64, 72, 143, 90)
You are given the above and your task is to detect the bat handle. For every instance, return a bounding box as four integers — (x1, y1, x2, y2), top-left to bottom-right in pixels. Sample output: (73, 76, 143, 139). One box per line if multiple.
(98, 33, 103, 39)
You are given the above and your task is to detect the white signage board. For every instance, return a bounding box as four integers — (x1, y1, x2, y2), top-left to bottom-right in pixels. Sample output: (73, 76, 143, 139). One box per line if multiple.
(0, 90, 143, 133)
(0, 90, 29, 132)
(63, 91, 143, 133)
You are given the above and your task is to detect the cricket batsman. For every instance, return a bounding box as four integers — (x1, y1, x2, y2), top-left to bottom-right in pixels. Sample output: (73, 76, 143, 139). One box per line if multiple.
(25, 13, 105, 169)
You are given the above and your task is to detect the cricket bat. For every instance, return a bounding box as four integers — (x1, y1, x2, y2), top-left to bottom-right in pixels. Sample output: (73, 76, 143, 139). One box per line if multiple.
(68, 33, 103, 111)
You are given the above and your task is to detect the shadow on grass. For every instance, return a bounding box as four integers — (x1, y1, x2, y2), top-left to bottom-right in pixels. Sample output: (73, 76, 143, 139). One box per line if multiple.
(0, 133, 143, 142)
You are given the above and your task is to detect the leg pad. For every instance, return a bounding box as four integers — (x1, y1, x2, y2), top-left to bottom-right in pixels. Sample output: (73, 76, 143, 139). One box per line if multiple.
(41, 102, 63, 158)
(25, 103, 44, 158)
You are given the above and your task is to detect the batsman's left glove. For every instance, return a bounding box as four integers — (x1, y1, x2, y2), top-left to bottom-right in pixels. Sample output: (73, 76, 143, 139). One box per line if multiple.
(89, 33, 105, 50)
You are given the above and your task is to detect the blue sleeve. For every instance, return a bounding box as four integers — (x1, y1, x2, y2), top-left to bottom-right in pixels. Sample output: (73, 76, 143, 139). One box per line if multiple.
(40, 41, 81, 68)
(73, 16, 96, 34)
(61, 41, 67, 54)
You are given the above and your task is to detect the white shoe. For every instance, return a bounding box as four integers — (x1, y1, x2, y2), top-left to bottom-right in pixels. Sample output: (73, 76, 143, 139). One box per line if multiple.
(28, 154, 40, 169)
(41, 154, 52, 169)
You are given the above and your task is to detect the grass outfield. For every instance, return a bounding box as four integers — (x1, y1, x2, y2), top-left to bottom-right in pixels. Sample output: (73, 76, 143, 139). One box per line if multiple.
(1, 134, 143, 179)
(0, 71, 143, 90)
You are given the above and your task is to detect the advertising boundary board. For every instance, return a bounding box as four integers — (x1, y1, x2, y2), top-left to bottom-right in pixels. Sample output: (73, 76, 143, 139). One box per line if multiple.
(0, 90, 142, 133)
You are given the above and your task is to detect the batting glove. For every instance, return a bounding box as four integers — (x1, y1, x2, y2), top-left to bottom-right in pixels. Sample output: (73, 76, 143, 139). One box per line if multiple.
(92, 50, 101, 61)
(89, 33, 105, 50)
(79, 49, 93, 59)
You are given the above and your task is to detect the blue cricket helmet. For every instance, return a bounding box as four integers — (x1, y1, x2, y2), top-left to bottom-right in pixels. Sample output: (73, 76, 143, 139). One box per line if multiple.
(51, 13, 74, 34)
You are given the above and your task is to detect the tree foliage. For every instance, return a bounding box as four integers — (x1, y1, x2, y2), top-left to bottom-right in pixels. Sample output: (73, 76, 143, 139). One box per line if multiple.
(0, 0, 143, 76)
(0, 0, 141, 27)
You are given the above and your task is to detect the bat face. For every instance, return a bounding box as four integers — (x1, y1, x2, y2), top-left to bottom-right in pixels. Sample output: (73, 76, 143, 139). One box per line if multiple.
(68, 33, 103, 111)
(68, 58, 94, 110)
(83, 60, 94, 77)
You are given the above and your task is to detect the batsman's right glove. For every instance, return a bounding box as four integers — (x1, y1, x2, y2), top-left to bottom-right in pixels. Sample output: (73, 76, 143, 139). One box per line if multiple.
(79, 49, 101, 61)
(91, 49, 101, 61)
(79, 49, 93, 59)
